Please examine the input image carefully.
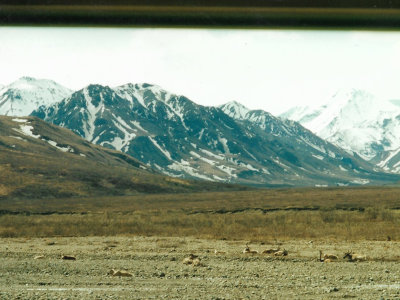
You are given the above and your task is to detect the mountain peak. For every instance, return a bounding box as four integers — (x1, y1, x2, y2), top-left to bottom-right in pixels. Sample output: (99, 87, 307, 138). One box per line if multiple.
(332, 88, 369, 97)
(86, 84, 109, 90)
(329, 88, 375, 108)
(12, 76, 42, 90)
(220, 101, 250, 120)
(0, 77, 73, 116)
(117, 82, 155, 89)
(226, 100, 247, 107)
(19, 76, 36, 81)
(15, 76, 59, 85)
(10, 76, 72, 92)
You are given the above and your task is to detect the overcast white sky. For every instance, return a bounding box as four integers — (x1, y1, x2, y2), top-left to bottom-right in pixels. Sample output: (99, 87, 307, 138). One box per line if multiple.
(1, 27, 399, 115)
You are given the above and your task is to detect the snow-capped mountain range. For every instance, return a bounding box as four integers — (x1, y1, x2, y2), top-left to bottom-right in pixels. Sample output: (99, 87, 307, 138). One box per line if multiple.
(0, 77, 72, 116)
(31, 82, 399, 186)
(2, 76, 400, 186)
(280, 89, 400, 173)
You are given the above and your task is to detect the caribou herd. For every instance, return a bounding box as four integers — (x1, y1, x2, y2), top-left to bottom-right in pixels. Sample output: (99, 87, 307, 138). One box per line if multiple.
(29, 244, 368, 278)
(106, 244, 368, 276)
(240, 244, 367, 263)
(181, 244, 367, 267)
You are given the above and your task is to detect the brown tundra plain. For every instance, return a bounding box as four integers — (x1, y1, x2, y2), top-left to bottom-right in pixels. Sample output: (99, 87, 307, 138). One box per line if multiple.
(1, 187, 400, 299)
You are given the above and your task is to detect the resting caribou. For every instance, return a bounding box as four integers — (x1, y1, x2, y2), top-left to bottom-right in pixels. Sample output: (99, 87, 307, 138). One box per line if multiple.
(108, 269, 133, 277)
(273, 249, 288, 256)
(319, 250, 338, 262)
(261, 248, 280, 255)
(243, 244, 258, 254)
(183, 254, 203, 266)
(343, 251, 367, 262)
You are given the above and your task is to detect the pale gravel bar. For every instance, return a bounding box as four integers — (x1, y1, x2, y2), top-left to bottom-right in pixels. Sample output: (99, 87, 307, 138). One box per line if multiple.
(1, 237, 399, 299)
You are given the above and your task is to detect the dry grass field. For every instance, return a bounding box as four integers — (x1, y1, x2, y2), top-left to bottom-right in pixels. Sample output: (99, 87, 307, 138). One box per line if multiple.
(1, 187, 400, 241)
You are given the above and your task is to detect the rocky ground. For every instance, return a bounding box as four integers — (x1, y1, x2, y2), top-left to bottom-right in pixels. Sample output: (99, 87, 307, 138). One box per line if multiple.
(1, 236, 400, 299)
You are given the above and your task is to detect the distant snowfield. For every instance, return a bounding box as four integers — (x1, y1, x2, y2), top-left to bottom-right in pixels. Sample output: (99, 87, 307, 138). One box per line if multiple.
(281, 89, 400, 173)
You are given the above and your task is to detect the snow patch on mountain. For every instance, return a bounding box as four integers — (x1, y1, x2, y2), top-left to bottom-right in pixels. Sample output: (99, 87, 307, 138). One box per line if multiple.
(199, 156, 217, 166)
(199, 148, 225, 160)
(261, 168, 271, 175)
(216, 165, 237, 178)
(218, 137, 230, 154)
(131, 121, 147, 133)
(190, 151, 201, 158)
(168, 160, 212, 181)
(149, 137, 172, 160)
(82, 88, 99, 141)
(243, 163, 258, 171)
(12, 118, 28, 123)
(312, 154, 324, 160)
(272, 158, 289, 170)
(12, 119, 76, 153)
(13, 123, 40, 139)
(377, 148, 400, 169)
(299, 136, 327, 154)
(351, 178, 370, 185)
(110, 116, 137, 151)
(198, 129, 204, 140)
(46, 140, 74, 153)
